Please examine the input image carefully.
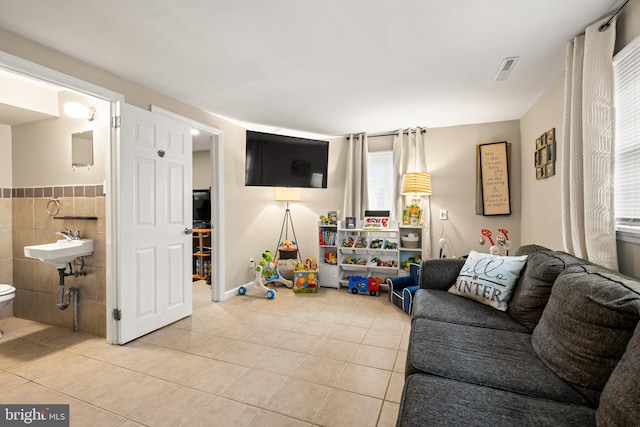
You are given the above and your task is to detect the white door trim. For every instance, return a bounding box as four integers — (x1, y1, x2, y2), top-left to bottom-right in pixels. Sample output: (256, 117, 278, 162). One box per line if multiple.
(150, 106, 226, 302)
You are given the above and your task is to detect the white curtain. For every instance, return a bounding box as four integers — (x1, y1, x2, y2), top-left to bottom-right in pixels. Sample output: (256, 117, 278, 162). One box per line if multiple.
(393, 127, 431, 258)
(343, 133, 369, 219)
(561, 17, 618, 270)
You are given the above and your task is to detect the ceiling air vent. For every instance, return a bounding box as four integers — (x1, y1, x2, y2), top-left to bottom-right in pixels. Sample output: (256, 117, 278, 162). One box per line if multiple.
(494, 56, 519, 81)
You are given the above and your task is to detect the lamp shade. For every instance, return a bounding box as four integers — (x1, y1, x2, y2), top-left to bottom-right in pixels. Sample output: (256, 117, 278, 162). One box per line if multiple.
(401, 172, 432, 196)
(275, 187, 301, 201)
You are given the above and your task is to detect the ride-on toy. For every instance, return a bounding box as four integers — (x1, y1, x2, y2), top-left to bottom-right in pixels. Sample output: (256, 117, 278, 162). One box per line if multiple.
(238, 265, 276, 299)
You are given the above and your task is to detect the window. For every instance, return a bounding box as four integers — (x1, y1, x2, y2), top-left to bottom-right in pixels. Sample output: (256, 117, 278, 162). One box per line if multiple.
(614, 36, 640, 237)
(367, 151, 395, 218)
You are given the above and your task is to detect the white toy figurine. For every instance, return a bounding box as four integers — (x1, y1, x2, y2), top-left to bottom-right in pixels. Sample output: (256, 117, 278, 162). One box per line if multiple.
(480, 229, 499, 255)
(496, 228, 511, 256)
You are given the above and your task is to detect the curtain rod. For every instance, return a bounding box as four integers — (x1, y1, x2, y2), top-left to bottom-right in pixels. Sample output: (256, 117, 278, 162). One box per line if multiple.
(352, 128, 428, 138)
(600, 0, 630, 32)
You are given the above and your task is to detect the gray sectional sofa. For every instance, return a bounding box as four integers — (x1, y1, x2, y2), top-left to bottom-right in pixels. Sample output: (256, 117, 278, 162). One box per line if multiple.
(397, 244, 640, 427)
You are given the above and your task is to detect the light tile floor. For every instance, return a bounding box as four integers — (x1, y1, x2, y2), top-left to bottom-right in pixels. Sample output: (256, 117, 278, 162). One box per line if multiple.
(0, 281, 410, 426)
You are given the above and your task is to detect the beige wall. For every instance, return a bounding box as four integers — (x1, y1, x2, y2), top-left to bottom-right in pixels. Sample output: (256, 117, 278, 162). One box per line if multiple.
(427, 121, 522, 257)
(224, 133, 347, 288)
(192, 151, 212, 190)
(519, 74, 564, 249)
(12, 91, 109, 187)
(0, 125, 11, 187)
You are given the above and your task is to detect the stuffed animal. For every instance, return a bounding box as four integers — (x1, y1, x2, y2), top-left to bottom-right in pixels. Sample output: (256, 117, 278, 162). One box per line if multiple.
(279, 240, 298, 251)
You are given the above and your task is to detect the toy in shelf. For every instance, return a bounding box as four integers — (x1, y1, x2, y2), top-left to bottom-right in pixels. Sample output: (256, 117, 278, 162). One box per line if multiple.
(324, 251, 337, 264)
(402, 204, 423, 225)
(343, 256, 368, 266)
(384, 239, 398, 250)
(370, 257, 398, 268)
(370, 238, 383, 249)
(401, 256, 422, 271)
(319, 211, 339, 225)
(348, 276, 380, 296)
(478, 228, 511, 255)
(354, 235, 368, 248)
(341, 236, 355, 247)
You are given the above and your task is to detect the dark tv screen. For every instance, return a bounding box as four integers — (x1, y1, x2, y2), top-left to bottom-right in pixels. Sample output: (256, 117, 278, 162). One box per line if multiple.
(245, 130, 329, 188)
(193, 189, 211, 222)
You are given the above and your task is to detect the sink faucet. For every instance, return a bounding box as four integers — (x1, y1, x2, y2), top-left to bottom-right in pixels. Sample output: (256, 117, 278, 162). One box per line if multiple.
(55, 229, 77, 241)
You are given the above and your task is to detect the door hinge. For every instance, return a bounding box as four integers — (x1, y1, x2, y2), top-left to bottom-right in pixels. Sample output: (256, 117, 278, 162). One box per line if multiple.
(112, 308, 122, 321)
(111, 116, 121, 129)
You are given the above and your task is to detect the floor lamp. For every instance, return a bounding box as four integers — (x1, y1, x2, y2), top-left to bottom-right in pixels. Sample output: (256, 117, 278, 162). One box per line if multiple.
(275, 187, 301, 259)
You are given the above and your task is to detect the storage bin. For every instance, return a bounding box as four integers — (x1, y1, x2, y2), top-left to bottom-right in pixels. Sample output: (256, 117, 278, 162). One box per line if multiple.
(401, 234, 420, 248)
(293, 270, 318, 293)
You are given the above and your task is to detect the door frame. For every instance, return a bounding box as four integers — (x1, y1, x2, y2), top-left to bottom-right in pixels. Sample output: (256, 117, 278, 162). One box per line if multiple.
(0, 52, 228, 340)
(150, 106, 226, 302)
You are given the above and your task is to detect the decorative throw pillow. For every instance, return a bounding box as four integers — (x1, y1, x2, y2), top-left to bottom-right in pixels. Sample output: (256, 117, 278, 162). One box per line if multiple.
(448, 250, 528, 311)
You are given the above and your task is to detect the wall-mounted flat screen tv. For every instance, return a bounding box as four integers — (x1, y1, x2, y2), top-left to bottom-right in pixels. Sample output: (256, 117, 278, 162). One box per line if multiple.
(245, 130, 329, 188)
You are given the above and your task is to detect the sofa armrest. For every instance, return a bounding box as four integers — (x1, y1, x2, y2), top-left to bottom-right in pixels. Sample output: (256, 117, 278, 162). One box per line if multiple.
(419, 258, 466, 291)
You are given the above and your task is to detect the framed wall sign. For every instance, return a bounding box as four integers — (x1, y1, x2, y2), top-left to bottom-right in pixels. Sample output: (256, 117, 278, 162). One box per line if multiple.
(477, 141, 511, 216)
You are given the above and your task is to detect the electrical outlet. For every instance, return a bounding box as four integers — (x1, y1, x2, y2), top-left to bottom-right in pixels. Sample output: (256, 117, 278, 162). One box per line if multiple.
(440, 209, 448, 220)
(249, 258, 255, 269)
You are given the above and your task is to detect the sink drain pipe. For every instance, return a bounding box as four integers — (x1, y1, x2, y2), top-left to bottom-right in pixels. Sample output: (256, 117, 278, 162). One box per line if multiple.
(56, 263, 83, 332)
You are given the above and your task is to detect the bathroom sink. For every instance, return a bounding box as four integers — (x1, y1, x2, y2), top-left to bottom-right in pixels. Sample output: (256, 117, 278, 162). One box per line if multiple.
(24, 239, 94, 268)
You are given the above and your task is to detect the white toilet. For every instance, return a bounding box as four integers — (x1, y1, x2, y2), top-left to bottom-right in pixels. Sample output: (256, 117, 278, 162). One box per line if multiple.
(0, 284, 16, 339)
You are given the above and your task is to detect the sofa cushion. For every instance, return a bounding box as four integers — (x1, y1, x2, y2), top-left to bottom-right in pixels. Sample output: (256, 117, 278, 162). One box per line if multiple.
(508, 246, 589, 330)
(447, 250, 528, 311)
(419, 258, 466, 291)
(406, 318, 590, 406)
(412, 289, 529, 332)
(398, 374, 596, 427)
(531, 264, 640, 405)
(596, 322, 640, 426)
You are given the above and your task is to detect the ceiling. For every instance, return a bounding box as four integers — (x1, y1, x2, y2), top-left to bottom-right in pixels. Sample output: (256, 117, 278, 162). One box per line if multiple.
(0, 0, 624, 136)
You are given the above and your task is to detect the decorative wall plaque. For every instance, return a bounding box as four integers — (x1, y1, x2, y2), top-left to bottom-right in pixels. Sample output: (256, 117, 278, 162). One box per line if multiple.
(478, 141, 511, 216)
(535, 128, 556, 179)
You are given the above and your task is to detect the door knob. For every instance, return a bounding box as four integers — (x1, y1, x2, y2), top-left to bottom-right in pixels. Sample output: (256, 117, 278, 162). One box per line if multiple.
(184, 227, 193, 235)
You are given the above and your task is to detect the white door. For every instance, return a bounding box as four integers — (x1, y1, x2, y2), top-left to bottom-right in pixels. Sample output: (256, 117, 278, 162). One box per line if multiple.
(116, 103, 193, 344)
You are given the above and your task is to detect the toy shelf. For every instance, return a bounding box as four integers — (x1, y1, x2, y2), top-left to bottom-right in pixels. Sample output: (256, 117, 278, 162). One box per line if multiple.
(318, 222, 339, 289)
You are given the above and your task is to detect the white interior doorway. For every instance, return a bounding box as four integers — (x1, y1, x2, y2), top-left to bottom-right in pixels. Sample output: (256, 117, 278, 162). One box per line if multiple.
(0, 52, 225, 344)
(151, 106, 225, 303)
